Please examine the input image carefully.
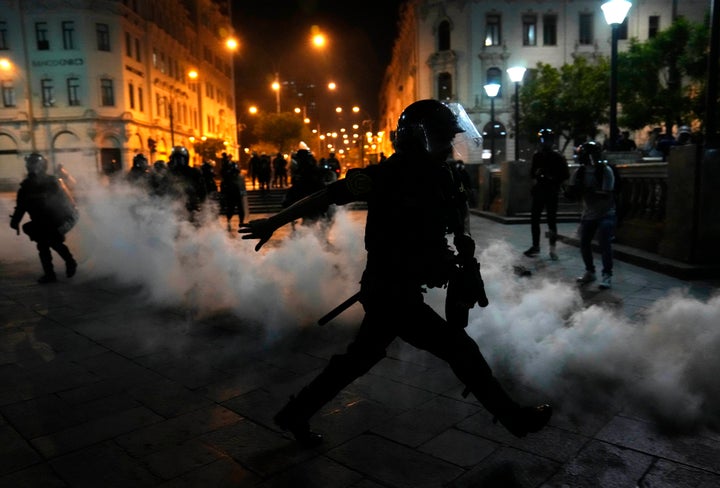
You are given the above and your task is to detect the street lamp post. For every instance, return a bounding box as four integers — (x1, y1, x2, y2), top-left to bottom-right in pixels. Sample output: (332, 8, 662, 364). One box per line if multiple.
(272, 72, 281, 113)
(602, 0, 632, 150)
(483, 83, 500, 166)
(507, 66, 526, 161)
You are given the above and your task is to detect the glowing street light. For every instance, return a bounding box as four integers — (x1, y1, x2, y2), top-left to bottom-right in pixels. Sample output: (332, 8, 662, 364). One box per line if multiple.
(602, 0, 632, 150)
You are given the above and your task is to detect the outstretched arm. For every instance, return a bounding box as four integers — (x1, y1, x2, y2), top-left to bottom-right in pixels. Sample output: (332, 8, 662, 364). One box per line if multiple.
(239, 187, 333, 251)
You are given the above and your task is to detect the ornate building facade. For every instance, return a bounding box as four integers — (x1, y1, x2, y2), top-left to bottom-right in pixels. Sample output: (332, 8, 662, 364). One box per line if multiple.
(379, 0, 707, 163)
(0, 0, 237, 187)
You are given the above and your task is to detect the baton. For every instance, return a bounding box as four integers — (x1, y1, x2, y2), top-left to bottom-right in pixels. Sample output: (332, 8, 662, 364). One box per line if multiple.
(318, 291, 361, 326)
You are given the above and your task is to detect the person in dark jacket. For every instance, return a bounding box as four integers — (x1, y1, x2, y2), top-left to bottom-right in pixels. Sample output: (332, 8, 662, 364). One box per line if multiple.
(524, 129, 570, 260)
(240, 99, 552, 447)
(10, 153, 78, 283)
(220, 160, 249, 231)
(167, 146, 207, 219)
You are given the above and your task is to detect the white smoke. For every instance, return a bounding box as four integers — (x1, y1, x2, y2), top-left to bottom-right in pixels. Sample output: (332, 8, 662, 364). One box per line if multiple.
(2, 181, 719, 432)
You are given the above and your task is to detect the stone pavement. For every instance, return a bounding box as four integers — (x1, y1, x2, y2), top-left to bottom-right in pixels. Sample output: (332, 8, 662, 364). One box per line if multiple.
(1, 202, 720, 487)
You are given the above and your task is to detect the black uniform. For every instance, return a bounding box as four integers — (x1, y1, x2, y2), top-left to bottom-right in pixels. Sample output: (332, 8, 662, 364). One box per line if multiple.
(528, 147, 569, 251)
(242, 99, 551, 446)
(275, 153, 537, 441)
(10, 173, 77, 282)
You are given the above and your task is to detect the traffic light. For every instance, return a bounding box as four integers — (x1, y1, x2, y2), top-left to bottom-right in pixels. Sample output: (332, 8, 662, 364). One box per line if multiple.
(148, 137, 157, 153)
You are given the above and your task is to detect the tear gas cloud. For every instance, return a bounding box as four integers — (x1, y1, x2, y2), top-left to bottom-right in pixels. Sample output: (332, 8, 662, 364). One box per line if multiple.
(1, 180, 719, 432)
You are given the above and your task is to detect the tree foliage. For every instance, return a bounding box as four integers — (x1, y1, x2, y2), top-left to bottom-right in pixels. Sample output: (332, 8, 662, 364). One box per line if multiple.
(252, 112, 305, 153)
(519, 56, 609, 152)
(192, 137, 227, 162)
(617, 17, 699, 133)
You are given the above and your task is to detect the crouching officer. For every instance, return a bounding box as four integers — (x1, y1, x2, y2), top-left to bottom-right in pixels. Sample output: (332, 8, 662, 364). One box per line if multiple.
(10, 153, 78, 283)
(240, 99, 552, 446)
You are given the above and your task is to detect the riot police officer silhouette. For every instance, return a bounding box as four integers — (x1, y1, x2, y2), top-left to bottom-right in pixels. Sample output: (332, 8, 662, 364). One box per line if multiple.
(126, 153, 150, 187)
(240, 99, 552, 447)
(167, 146, 207, 218)
(10, 153, 78, 283)
(524, 129, 569, 260)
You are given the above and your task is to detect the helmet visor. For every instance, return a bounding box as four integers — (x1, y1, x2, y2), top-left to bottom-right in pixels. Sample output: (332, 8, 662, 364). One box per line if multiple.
(442, 102, 483, 159)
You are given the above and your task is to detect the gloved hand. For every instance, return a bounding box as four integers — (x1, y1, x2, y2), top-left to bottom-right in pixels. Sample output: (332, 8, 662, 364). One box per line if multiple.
(238, 218, 276, 251)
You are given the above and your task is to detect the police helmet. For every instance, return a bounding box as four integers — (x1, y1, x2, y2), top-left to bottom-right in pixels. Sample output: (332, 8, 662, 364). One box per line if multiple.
(393, 99, 464, 155)
(538, 128, 555, 147)
(26, 153, 48, 175)
(169, 146, 190, 167)
(576, 141, 603, 165)
(133, 153, 149, 170)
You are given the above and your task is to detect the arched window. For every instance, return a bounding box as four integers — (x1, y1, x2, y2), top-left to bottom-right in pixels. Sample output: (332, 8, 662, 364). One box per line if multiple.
(438, 72, 452, 100)
(438, 20, 450, 51)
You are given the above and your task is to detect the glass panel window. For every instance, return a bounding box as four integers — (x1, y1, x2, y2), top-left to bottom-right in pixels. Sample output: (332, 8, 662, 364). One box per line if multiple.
(67, 77, 80, 106)
(486, 67, 503, 97)
(96, 23, 110, 51)
(579, 13, 594, 45)
(135, 38, 141, 62)
(138, 86, 144, 111)
(125, 32, 132, 57)
(62, 21, 75, 50)
(100, 78, 114, 106)
(543, 15, 557, 46)
(36, 22, 49, 50)
(649, 16, 660, 38)
(2, 80, 16, 107)
(0, 21, 8, 50)
(485, 14, 501, 46)
(523, 15, 537, 46)
(41, 78, 54, 106)
(128, 82, 135, 109)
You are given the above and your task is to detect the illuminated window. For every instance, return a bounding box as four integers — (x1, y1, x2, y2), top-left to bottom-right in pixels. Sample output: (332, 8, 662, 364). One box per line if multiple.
(62, 21, 75, 50)
(67, 77, 80, 106)
(2, 80, 15, 107)
(100, 78, 114, 106)
(41, 78, 54, 106)
(485, 14, 501, 46)
(522, 15, 537, 46)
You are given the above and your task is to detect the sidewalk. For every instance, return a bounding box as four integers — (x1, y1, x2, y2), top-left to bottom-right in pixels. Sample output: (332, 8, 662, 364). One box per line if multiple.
(1, 204, 720, 487)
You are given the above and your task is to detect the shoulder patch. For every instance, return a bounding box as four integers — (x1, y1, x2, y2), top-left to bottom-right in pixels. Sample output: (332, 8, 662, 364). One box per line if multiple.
(345, 171, 372, 196)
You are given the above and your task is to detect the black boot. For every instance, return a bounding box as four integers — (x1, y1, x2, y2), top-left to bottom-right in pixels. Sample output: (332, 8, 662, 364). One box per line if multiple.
(468, 377, 552, 438)
(38, 273, 57, 284)
(38, 246, 56, 284)
(494, 404, 553, 438)
(273, 396, 323, 447)
(66, 258, 77, 278)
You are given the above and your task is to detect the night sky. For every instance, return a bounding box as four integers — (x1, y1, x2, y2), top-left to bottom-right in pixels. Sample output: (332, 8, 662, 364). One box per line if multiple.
(232, 0, 406, 125)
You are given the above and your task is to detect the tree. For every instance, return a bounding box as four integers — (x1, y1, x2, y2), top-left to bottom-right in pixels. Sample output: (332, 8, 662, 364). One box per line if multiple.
(252, 112, 305, 153)
(616, 17, 697, 134)
(192, 137, 226, 162)
(519, 56, 609, 153)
